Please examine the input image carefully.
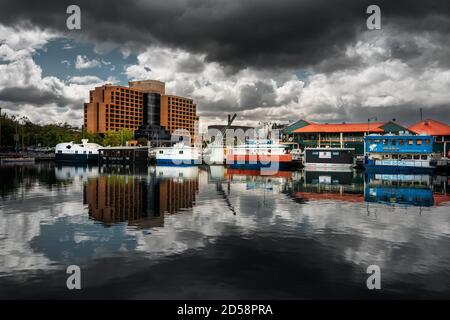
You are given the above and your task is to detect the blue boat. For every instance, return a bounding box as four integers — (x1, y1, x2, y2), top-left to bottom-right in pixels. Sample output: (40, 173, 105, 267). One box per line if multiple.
(364, 134, 436, 173)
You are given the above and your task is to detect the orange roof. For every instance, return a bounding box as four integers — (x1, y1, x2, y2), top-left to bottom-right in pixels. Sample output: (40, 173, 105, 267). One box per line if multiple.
(408, 119, 450, 136)
(292, 122, 385, 133)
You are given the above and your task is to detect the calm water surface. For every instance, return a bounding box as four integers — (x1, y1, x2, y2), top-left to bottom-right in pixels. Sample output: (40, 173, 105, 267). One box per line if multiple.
(0, 163, 449, 299)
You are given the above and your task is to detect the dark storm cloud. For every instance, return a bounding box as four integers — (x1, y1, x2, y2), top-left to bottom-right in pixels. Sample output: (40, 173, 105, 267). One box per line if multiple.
(1, 0, 450, 72)
(308, 103, 450, 126)
(0, 86, 78, 106)
(239, 81, 276, 108)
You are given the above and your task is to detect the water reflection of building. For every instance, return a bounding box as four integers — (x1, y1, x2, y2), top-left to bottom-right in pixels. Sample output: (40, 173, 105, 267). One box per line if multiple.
(364, 174, 435, 207)
(84, 170, 198, 228)
(283, 170, 365, 203)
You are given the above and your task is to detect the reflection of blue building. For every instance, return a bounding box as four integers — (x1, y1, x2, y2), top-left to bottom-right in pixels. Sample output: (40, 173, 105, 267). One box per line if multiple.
(364, 173, 434, 207)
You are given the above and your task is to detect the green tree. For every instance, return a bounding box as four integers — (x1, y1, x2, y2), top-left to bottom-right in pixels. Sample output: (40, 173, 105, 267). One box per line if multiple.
(102, 129, 134, 146)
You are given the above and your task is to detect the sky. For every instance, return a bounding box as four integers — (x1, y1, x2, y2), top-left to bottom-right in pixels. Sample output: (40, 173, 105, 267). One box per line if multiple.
(0, 0, 449, 130)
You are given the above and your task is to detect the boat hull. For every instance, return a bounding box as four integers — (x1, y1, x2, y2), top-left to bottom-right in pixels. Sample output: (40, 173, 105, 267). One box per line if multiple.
(304, 163, 354, 172)
(226, 153, 292, 170)
(155, 158, 201, 166)
(55, 153, 99, 164)
(364, 159, 436, 173)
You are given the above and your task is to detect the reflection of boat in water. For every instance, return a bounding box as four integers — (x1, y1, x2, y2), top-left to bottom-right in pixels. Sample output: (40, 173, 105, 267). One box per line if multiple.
(284, 170, 365, 203)
(226, 168, 293, 179)
(364, 173, 434, 207)
(153, 166, 199, 180)
(54, 165, 99, 181)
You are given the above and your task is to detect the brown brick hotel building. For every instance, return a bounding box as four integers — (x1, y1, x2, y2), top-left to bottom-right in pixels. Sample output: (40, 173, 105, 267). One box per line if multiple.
(84, 80, 199, 144)
(84, 85, 144, 133)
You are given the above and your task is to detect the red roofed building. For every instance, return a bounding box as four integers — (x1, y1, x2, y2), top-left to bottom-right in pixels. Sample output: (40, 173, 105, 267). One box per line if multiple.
(289, 120, 408, 155)
(409, 119, 450, 156)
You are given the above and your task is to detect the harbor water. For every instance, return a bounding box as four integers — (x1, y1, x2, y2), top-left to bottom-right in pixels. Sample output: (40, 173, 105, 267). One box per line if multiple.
(0, 163, 449, 299)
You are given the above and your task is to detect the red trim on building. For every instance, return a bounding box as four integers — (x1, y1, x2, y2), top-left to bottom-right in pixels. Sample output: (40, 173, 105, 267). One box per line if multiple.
(292, 122, 385, 133)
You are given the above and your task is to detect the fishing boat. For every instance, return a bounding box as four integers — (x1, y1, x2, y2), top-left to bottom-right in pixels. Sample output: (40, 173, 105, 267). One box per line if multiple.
(364, 134, 436, 173)
(226, 138, 292, 171)
(151, 142, 201, 166)
(303, 147, 356, 171)
(55, 139, 101, 164)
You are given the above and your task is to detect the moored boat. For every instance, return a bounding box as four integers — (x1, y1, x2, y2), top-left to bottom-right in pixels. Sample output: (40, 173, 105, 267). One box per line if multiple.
(364, 134, 436, 173)
(152, 142, 201, 166)
(225, 139, 292, 171)
(55, 139, 101, 164)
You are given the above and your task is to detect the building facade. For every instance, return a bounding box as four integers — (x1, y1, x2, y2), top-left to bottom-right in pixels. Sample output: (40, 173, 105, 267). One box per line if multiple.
(128, 80, 166, 95)
(288, 120, 408, 156)
(84, 80, 199, 145)
(160, 95, 199, 145)
(84, 85, 144, 133)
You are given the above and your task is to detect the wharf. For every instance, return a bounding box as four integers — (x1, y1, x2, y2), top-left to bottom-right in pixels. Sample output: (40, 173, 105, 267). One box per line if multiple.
(436, 158, 450, 174)
(98, 146, 149, 165)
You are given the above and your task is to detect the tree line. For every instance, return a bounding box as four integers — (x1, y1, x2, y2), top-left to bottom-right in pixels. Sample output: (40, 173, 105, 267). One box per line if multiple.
(0, 113, 136, 151)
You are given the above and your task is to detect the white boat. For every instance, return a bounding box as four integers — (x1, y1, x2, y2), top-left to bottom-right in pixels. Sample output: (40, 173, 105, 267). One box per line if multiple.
(226, 139, 292, 170)
(55, 139, 101, 164)
(202, 143, 225, 164)
(151, 142, 201, 166)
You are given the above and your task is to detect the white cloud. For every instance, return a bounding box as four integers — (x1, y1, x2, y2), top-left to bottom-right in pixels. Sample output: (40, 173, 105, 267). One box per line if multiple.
(0, 24, 115, 126)
(74, 55, 102, 69)
(68, 75, 103, 84)
(0, 24, 56, 61)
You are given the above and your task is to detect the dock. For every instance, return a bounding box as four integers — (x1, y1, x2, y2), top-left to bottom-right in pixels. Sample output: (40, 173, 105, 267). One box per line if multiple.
(98, 146, 149, 165)
(436, 158, 450, 174)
